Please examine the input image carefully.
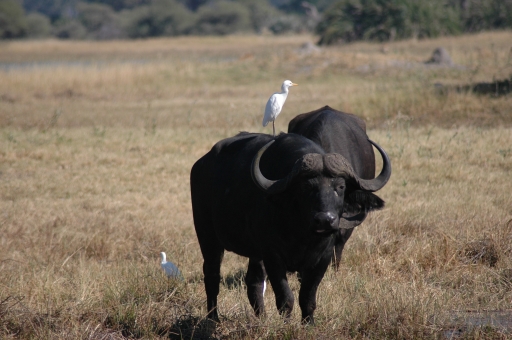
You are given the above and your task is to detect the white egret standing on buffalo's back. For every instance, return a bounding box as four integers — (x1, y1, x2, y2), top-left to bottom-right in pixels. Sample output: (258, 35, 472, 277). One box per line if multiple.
(262, 80, 298, 137)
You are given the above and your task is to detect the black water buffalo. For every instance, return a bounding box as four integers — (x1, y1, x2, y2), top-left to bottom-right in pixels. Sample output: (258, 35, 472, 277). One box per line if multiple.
(288, 106, 389, 269)
(190, 131, 390, 324)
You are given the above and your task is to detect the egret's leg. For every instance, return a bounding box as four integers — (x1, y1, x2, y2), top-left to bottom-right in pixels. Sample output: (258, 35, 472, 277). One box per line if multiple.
(272, 121, 275, 137)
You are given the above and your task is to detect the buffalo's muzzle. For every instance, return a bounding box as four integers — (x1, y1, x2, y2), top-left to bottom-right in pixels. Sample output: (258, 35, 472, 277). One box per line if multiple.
(313, 212, 339, 233)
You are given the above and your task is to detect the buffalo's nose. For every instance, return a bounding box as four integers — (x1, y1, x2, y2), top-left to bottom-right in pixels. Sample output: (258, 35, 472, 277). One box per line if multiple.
(313, 212, 338, 230)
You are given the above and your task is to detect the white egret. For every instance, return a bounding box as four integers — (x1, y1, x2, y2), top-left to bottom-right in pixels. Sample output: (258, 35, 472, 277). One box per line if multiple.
(160, 252, 182, 279)
(262, 80, 298, 137)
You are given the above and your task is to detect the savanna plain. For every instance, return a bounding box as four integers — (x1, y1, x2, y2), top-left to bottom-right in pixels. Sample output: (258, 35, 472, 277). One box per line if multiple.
(1, 32, 512, 339)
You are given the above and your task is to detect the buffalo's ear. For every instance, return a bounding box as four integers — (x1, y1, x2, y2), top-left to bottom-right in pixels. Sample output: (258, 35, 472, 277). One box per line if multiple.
(344, 190, 385, 214)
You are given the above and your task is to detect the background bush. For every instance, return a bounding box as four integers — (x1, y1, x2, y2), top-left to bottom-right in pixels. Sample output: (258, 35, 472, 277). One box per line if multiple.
(0, 0, 28, 38)
(77, 1, 124, 39)
(192, 0, 251, 35)
(462, 0, 512, 32)
(5, 0, 512, 40)
(317, 0, 511, 45)
(53, 19, 88, 39)
(268, 14, 305, 34)
(25, 12, 53, 38)
(119, 0, 194, 38)
(241, 0, 281, 33)
(316, 0, 462, 44)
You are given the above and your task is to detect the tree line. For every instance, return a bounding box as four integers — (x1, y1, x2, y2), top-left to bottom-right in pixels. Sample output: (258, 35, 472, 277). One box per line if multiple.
(1, 0, 511, 42)
(316, 0, 512, 44)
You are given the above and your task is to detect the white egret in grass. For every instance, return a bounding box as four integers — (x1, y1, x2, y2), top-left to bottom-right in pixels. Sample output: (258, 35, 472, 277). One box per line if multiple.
(160, 252, 182, 279)
(262, 80, 298, 137)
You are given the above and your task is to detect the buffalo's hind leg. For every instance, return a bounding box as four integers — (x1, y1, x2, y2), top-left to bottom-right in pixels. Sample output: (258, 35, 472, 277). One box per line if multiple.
(197, 235, 224, 322)
(191, 160, 225, 322)
(264, 257, 294, 319)
(203, 250, 224, 322)
(245, 258, 267, 316)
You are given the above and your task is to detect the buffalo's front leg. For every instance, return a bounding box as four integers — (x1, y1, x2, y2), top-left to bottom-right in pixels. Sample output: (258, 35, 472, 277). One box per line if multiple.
(245, 258, 267, 316)
(298, 254, 331, 324)
(264, 257, 294, 318)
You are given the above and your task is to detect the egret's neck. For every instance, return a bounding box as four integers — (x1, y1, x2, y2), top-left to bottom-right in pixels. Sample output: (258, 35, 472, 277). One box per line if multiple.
(281, 85, 290, 94)
(160, 252, 166, 263)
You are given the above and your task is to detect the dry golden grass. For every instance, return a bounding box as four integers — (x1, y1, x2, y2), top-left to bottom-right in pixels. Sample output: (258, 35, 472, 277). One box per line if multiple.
(1, 32, 512, 339)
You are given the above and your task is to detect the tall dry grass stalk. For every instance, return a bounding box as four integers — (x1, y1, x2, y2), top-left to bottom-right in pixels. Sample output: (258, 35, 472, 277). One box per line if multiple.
(1, 32, 511, 338)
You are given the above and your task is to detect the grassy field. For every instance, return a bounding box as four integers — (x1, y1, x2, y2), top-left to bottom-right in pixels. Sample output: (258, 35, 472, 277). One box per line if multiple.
(1, 32, 512, 339)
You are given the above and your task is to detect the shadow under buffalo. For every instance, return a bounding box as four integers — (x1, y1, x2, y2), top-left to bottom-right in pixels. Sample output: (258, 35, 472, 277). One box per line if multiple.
(167, 269, 247, 339)
(169, 315, 217, 340)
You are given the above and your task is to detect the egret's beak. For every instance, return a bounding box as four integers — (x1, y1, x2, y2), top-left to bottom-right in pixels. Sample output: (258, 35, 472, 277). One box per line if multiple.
(292, 83, 298, 86)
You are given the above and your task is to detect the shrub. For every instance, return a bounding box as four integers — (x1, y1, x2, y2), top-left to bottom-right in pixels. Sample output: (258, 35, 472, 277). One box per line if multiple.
(462, 0, 512, 32)
(317, 0, 399, 44)
(193, 0, 251, 35)
(268, 14, 305, 34)
(270, 0, 338, 13)
(77, 1, 124, 39)
(316, 0, 462, 44)
(407, 1, 461, 38)
(0, 0, 28, 38)
(53, 20, 87, 39)
(90, 0, 152, 11)
(179, 0, 209, 11)
(77, 2, 115, 32)
(119, 0, 195, 37)
(240, 0, 281, 33)
(22, 0, 67, 21)
(26, 12, 53, 38)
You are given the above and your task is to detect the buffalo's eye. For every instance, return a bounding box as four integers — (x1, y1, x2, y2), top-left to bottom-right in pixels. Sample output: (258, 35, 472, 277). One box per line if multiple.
(334, 184, 345, 197)
(331, 178, 345, 197)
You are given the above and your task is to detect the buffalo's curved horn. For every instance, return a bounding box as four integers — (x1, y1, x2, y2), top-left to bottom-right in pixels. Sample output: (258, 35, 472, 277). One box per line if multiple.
(355, 139, 391, 192)
(251, 140, 323, 195)
(251, 140, 277, 192)
(252, 138, 390, 194)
